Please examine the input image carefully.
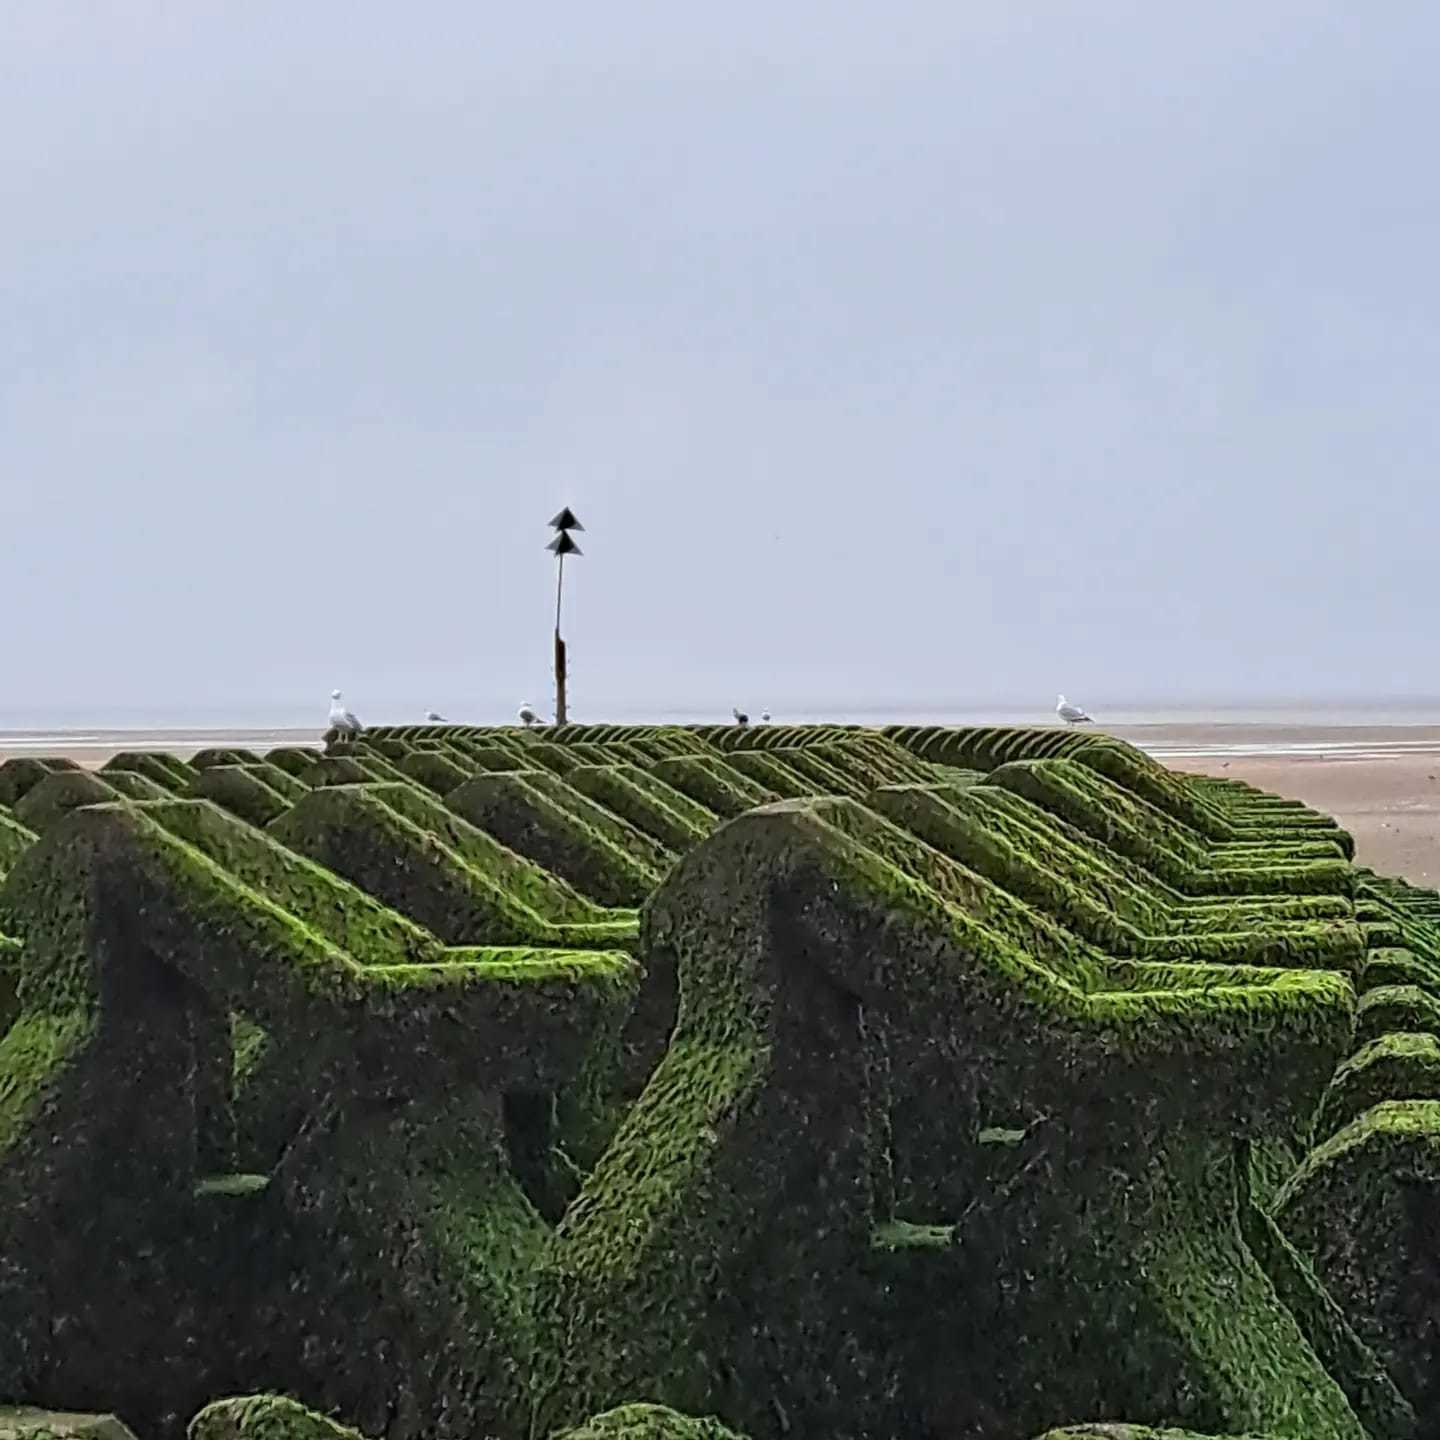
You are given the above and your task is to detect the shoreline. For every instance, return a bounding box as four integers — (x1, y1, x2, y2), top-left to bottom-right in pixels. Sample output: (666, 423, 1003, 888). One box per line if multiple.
(2, 722, 1436, 886)
(4, 719, 1440, 757)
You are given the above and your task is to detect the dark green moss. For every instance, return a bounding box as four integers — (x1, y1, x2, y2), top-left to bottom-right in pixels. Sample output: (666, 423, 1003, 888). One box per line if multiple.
(189, 1395, 368, 1440)
(567, 766, 713, 854)
(189, 768, 294, 828)
(870, 783, 1363, 973)
(1276, 1100, 1440, 1415)
(0, 811, 39, 878)
(1314, 1034, 1440, 1139)
(141, 798, 447, 965)
(1356, 985, 1440, 1045)
(240, 764, 309, 803)
(648, 756, 777, 819)
(101, 752, 196, 793)
(552, 1404, 749, 1440)
(358, 782, 611, 925)
(270, 787, 635, 948)
(301, 756, 381, 788)
(103, 771, 178, 804)
(989, 760, 1355, 898)
(0, 759, 68, 809)
(398, 750, 471, 795)
(531, 798, 1356, 1439)
(447, 774, 662, 909)
(13, 771, 122, 835)
(189, 748, 264, 769)
(263, 748, 323, 777)
(515, 770, 677, 878)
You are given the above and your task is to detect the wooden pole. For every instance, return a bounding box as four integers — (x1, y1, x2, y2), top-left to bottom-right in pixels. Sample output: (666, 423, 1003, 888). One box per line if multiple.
(553, 551, 568, 726)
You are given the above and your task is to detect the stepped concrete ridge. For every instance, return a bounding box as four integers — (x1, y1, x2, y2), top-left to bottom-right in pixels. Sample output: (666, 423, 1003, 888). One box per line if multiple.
(0, 721, 1435, 1439)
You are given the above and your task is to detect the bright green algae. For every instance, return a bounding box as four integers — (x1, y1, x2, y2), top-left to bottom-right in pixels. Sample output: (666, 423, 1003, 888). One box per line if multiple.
(648, 755, 777, 818)
(567, 765, 715, 854)
(190, 767, 295, 828)
(869, 782, 1364, 972)
(13, 771, 125, 835)
(0, 723, 1429, 1440)
(447, 773, 663, 909)
(269, 786, 636, 948)
(531, 795, 1355, 1439)
(989, 759, 1355, 898)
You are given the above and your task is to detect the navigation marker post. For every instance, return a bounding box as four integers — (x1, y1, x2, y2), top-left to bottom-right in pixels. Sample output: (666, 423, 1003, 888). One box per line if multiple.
(546, 508, 584, 727)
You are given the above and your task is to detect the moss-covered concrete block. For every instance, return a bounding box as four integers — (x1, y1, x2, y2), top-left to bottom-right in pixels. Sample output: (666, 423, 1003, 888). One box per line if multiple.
(1314, 1034, 1440, 1139)
(531, 798, 1359, 1440)
(1276, 1100, 1440, 1420)
(720, 749, 824, 799)
(990, 760, 1355, 899)
(189, 1394, 368, 1440)
(1356, 986, 1440, 1045)
(870, 783, 1364, 974)
(510, 772, 676, 878)
(552, 1404, 749, 1440)
(0, 1409, 141, 1440)
(398, 750, 471, 795)
(13, 771, 123, 835)
(567, 766, 713, 854)
(648, 756, 776, 819)
(0, 799, 640, 1439)
(264, 747, 322, 778)
(0, 758, 70, 810)
(358, 783, 610, 925)
(189, 748, 263, 770)
(101, 771, 175, 803)
(270, 786, 635, 949)
(300, 756, 381, 789)
(0, 811, 38, 880)
(190, 766, 295, 828)
(447, 774, 662, 909)
(101, 751, 196, 793)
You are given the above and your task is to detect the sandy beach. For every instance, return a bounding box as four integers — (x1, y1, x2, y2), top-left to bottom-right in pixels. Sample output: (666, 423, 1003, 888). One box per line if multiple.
(3, 721, 1438, 888)
(1108, 723, 1440, 886)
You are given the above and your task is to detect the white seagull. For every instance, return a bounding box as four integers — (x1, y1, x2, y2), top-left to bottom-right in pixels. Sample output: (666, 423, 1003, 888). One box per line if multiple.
(760, 710, 771, 724)
(518, 702, 541, 727)
(732, 706, 750, 727)
(1056, 693, 1093, 725)
(328, 689, 363, 737)
(425, 710, 447, 722)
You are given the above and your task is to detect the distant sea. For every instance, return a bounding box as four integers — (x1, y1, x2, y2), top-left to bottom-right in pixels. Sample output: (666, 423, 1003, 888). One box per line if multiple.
(2, 698, 1440, 760)
(2, 698, 1440, 730)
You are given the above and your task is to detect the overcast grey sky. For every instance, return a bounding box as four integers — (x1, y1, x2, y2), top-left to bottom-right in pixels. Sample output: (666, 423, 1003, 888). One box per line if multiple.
(2, 3, 1437, 724)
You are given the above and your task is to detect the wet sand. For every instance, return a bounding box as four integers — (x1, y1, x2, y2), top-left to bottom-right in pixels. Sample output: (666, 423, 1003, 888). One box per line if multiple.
(1107, 724, 1440, 886)
(1162, 753, 1440, 886)
(3, 722, 1438, 888)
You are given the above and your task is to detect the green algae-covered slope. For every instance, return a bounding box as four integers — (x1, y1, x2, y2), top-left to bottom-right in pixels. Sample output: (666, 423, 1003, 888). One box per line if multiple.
(0, 723, 1435, 1440)
(531, 795, 1364, 1440)
(0, 797, 639, 1440)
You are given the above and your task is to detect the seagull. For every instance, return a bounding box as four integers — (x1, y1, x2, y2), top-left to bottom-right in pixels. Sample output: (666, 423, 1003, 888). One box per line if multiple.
(328, 689, 363, 737)
(733, 706, 750, 727)
(518, 702, 540, 727)
(760, 710, 771, 723)
(425, 710, 447, 722)
(1056, 693, 1093, 725)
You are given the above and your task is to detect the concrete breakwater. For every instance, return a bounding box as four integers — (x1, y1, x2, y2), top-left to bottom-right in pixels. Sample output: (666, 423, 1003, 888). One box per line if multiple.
(0, 722, 1431, 1440)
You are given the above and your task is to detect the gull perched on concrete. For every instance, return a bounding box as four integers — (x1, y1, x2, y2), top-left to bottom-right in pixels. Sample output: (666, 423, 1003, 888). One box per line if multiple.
(518, 702, 540, 727)
(328, 689, 363, 737)
(1056, 693, 1093, 725)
